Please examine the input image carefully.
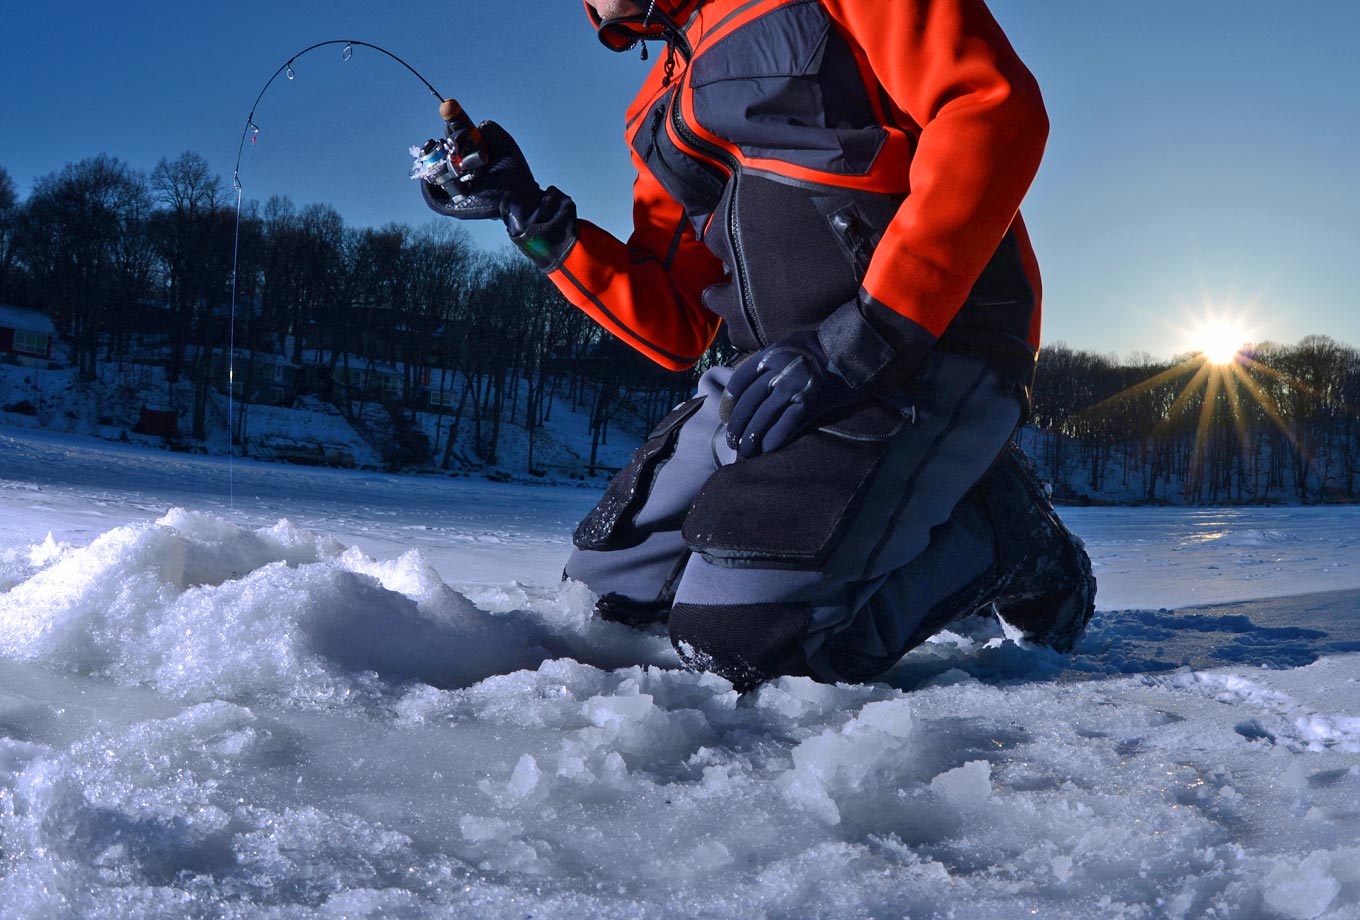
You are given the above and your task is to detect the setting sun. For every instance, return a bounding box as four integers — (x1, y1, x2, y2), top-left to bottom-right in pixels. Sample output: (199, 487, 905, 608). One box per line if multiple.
(1191, 318, 1250, 366)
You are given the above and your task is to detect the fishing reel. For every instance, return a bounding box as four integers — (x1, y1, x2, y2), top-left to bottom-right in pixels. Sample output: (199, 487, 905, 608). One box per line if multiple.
(409, 98, 488, 189)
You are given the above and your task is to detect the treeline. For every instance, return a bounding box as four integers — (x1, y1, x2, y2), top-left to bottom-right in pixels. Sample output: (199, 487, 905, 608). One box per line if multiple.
(3, 157, 1356, 499)
(0, 155, 723, 471)
(1028, 339, 1360, 504)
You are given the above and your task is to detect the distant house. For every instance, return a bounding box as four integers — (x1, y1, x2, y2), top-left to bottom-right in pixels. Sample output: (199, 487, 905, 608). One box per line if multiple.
(331, 360, 403, 403)
(419, 367, 463, 415)
(209, 350, 302, 406)
(0, 305, 58, 368)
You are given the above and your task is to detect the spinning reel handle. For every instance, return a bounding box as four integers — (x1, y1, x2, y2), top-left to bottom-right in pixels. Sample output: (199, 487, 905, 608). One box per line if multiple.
(410, 97, 489, 188)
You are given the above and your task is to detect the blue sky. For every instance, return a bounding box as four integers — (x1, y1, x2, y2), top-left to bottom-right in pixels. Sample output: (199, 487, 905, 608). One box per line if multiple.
(2, 0, 1356, 359)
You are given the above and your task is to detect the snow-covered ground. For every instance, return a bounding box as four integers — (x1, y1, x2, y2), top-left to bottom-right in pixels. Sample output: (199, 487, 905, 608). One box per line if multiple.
(2, 427, 1359, 919)
(0, 351, 646, 482)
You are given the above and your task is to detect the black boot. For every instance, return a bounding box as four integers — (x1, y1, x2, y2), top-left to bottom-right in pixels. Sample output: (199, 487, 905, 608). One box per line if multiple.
(971, 443, 1096, 652)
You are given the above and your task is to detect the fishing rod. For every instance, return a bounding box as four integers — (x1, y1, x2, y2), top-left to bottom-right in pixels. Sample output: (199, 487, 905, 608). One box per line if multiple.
(226, 39, 485, 507)
(231, 40, 445, 193)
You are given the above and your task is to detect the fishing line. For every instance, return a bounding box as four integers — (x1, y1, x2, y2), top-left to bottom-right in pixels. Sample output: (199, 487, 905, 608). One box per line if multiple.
(227, 40, 444, 508)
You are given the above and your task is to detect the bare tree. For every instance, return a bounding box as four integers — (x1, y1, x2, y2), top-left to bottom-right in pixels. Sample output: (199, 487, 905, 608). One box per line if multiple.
(0, 166, 18, 304)
(20, 155, 154, 380)
(148, 151, 228, 378)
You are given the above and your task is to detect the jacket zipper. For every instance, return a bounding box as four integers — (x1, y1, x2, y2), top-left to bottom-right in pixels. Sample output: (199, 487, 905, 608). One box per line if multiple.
(668, 95, 764, 346)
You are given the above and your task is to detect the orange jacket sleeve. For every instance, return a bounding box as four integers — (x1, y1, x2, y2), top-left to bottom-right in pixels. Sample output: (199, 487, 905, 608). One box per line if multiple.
(543, 155, 726, 371)
(821, 0, 1049, 340)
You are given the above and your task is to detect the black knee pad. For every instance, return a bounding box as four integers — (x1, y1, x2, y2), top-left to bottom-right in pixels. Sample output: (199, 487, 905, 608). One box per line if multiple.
(668, 602, 813, 691)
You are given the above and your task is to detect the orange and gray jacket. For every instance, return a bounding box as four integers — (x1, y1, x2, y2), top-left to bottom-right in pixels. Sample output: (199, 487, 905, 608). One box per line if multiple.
(516, 0, 1049, 387)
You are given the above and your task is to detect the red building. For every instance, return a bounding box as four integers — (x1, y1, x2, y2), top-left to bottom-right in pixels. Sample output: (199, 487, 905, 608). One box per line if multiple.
(0, 305, 57, 367)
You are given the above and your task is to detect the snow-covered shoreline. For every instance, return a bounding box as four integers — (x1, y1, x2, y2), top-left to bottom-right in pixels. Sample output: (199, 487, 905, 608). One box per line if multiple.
(0, 353, 647, 488)
(3, 428, 1360, 918)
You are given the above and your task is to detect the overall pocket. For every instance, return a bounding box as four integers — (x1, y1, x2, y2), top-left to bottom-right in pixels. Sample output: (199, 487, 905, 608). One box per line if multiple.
(682, 399, 910, 569)
(688, 0, 887, 176)
(573, 396, 706, 552)
(630, 89, 726, 239)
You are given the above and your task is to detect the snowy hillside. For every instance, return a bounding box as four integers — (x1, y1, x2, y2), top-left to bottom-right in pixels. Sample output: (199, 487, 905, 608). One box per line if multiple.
(0, 352, 647, 484)
(2, 428, 1360, 919)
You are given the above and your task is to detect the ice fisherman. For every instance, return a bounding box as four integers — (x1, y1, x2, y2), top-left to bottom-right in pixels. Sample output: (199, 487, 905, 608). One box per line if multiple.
(417, 0, 1097, 689)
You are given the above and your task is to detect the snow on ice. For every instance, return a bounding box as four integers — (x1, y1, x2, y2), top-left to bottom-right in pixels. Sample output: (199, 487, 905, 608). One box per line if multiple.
(2, 429, 1360, 919)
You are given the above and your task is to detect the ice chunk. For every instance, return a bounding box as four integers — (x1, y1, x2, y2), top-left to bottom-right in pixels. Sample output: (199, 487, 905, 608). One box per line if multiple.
(929, 760, 992, 804)
(28, 532, 68, 567)
(567, 674, 718, 776)
(855, 699, 916, 739)
(0, 737, 51, 784)
(1, 533, 72, 593)
(507, 753, 541, 801)
(753, 676, 851, 724)
(685, 840, 734, 873)
(459, 814, 521, 843)
(1293, 712, 1360, 753)
(1261, 851, 1340, 919)
(584, 688, 656, 730)
(778, 697, 917, 825)
(1050, 854, 1074, 883)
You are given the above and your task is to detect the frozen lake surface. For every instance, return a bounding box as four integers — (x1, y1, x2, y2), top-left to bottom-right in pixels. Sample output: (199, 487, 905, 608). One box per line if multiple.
(2, 429, 1359, 919)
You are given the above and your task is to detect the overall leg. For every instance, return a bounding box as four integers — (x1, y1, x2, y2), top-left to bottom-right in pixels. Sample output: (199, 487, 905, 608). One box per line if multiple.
(564, 367, 731, 623)
(811, 483, 1000, 680)
(808, 438, 1097, 678)
(669, 353, 1022, 687)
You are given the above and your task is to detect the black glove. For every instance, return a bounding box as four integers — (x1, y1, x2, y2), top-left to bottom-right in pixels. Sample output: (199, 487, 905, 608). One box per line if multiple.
(724, 329, 866, 459)
(421, 121, 579, 272)
(420, 121, 544, 228)
(724, 297, 935, 458)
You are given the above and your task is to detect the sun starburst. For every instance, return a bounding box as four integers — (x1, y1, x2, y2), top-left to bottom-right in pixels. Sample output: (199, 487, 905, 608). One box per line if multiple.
(1064, 306, 1311, 500)
(1192, 318, 1250, 366)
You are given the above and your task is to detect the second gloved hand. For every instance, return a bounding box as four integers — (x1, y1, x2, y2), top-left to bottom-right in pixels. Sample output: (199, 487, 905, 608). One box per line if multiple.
(420, 121, 544, 229)
(724, 329, 869, 459)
